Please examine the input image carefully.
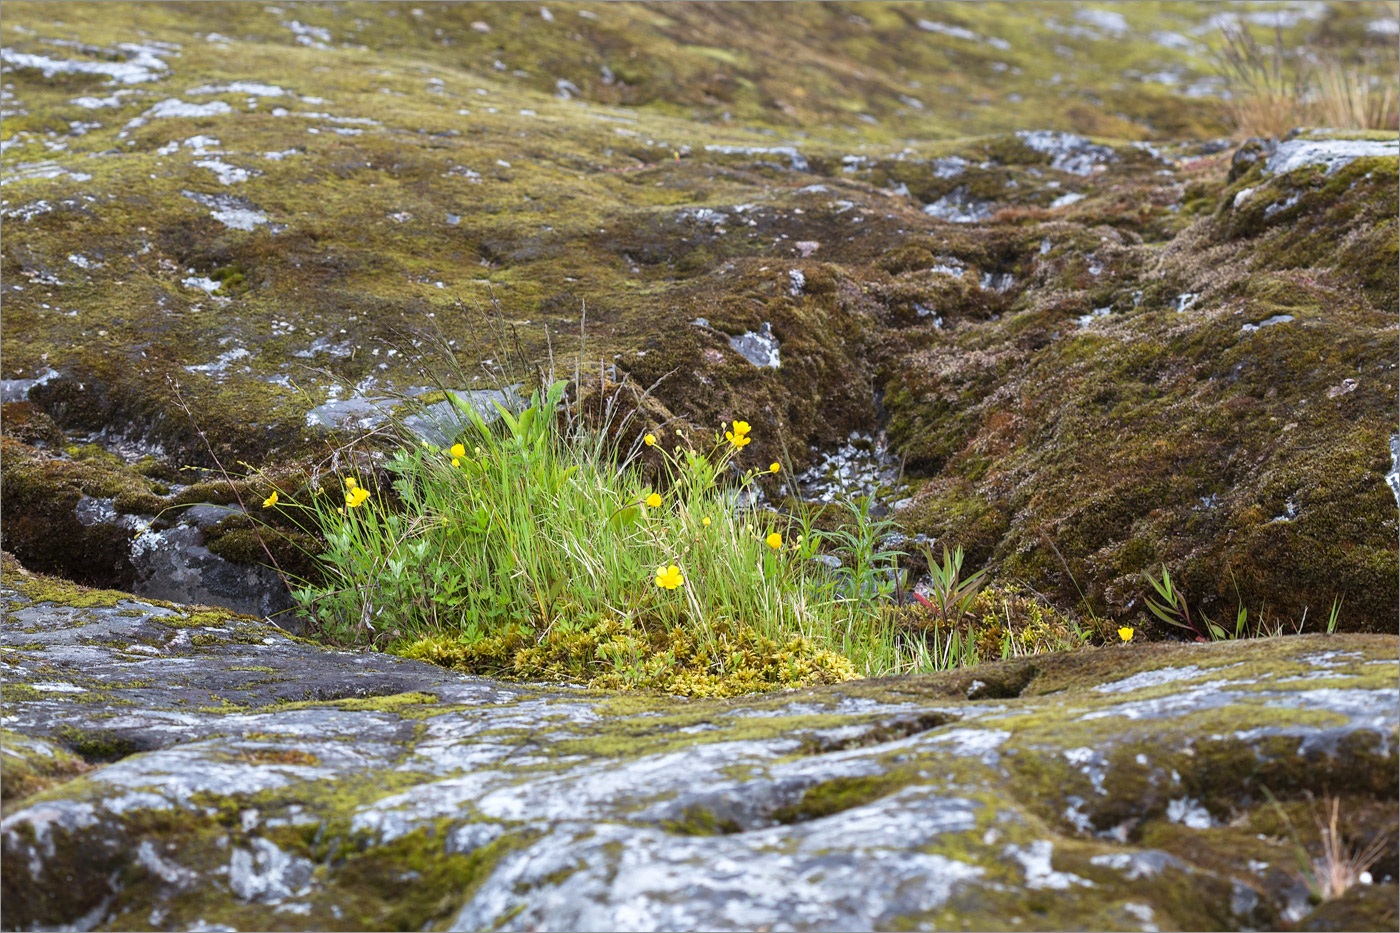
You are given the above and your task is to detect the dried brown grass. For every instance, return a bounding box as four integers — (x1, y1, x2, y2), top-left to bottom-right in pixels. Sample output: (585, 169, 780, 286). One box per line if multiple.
(1307, 795, 1391, 901)
(1312, 57, 1399, 132)
(1215, 20, 1399, 137)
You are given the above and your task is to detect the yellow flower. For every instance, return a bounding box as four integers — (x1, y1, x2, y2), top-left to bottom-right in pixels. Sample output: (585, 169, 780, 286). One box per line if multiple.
(344, 477, 357, 489)
(346, 487, 371, 508)
(769, 462, 780, 473)
(452, 458, 460, 467)
(262, 491, 278, 509)
(725, 420, 752, 448)
(1118, 627, 1135, 643)
(654, 564, 684, 589)
(702, 516, 711, 527)
(646, 492, 662, 508)
(644, 434, 656, 447)
(450, 443, 466, 459)
(766, 532, 782, 550)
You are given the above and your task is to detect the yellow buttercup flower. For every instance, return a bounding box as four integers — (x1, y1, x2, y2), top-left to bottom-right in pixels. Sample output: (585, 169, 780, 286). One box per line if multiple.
(1119, 627, 1134, 643)
(654, 564, 684, 589)
(452, 458, 460, 467)
(646, 492, 662, 508)
(346, 487, 371, 508)
(644, 434, 657, 447)
(262, 491, 279, 509)
(769, 462, 780, 473)
(450, 443, 466, 459)
(345, 477, 357, 489)
(702, 516, 711, 527)
(766, 532, 782, 550)
(725, 420, 752, 448)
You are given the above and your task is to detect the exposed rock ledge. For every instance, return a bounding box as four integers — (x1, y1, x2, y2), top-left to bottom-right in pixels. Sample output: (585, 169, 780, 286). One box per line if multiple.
(2, 558, 1396, 932)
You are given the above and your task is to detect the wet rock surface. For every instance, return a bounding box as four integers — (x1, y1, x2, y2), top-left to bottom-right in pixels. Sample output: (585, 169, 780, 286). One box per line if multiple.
(2, 559, 1397, 931)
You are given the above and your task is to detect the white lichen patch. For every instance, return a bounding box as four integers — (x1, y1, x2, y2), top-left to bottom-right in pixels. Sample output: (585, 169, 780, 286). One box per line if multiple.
(1093, 666, 1206, 694)
(0, 43, 170, 85)
(728, 323, 781, 368)
(1006, 840, 1093, 889)
(1265, 135, 1399, 177)
(1165, 797, 1214, 829)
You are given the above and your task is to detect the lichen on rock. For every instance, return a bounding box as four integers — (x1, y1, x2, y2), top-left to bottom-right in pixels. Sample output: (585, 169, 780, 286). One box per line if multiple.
(2, 557, 1396, 931)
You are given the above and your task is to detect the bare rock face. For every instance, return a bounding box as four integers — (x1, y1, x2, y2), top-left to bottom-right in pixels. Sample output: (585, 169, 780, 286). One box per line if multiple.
(3, 560, 1396, 932)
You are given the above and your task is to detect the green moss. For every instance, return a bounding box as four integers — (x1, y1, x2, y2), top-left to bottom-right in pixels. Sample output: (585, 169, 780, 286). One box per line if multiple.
(330, 827, 533, 931)
(48, 724, 146, 763)
(202, 517, 323, 583)
(272, 691, 442, 715)
(395, 616, 857, 699)
(662, 805, 741, 836)
(190, 630, 268, 647)
(0, 736, 91, 806)
(1, 553, 133, 608)
(773, 773, 906, 825)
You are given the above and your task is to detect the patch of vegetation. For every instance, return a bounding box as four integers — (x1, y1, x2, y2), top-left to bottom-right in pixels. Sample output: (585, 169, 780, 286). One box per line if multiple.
(1213, 18, 1398, 138)
(265, 379, 911, 694)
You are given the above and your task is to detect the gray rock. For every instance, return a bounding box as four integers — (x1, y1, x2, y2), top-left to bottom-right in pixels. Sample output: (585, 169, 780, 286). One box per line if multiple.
(923, 186, 993, 223)
(130, 521, 295, 622)
(2, 569, 1395, 932)
(702, 144, 808, 172)
(1266, 133, 1399, 177)
(1016, 130, 1115, 176)
(729, 323, 781, 368)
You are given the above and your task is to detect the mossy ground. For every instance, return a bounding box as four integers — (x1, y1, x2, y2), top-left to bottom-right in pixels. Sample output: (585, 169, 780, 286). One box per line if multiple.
(2, 5, 1395, 657)
(395, 616, 858, 698)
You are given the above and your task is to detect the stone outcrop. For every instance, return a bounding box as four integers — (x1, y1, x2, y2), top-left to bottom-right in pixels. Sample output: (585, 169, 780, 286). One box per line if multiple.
(3, 559, 1396, 931)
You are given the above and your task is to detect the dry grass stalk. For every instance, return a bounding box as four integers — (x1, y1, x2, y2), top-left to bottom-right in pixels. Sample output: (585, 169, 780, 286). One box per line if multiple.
(1215, 20, 1399, 137)
(1216, 22, 1310, 138)
(1308, 795, 1391, 901)
(1311, 58, 1399, 132)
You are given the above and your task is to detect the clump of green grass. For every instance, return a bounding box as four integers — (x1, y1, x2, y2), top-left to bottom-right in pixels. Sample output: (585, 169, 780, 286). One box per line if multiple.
(1143, 566, 1342, 640)
(247, 307, 1094, 696)
(276, 378, 915, 694)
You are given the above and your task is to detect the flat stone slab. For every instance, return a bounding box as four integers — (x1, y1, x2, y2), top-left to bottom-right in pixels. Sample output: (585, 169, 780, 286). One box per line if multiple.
(2, 566, 1396, 931)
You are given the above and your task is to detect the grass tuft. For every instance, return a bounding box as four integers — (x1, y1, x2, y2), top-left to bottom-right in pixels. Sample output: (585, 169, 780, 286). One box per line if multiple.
(273, 376, 912, 693)
(1214, 18, 1399, 138)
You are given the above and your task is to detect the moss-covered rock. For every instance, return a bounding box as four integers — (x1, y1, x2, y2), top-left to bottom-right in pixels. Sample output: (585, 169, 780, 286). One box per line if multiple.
(2, 558, 1396, 931)
(0, 5, 1394, 633)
